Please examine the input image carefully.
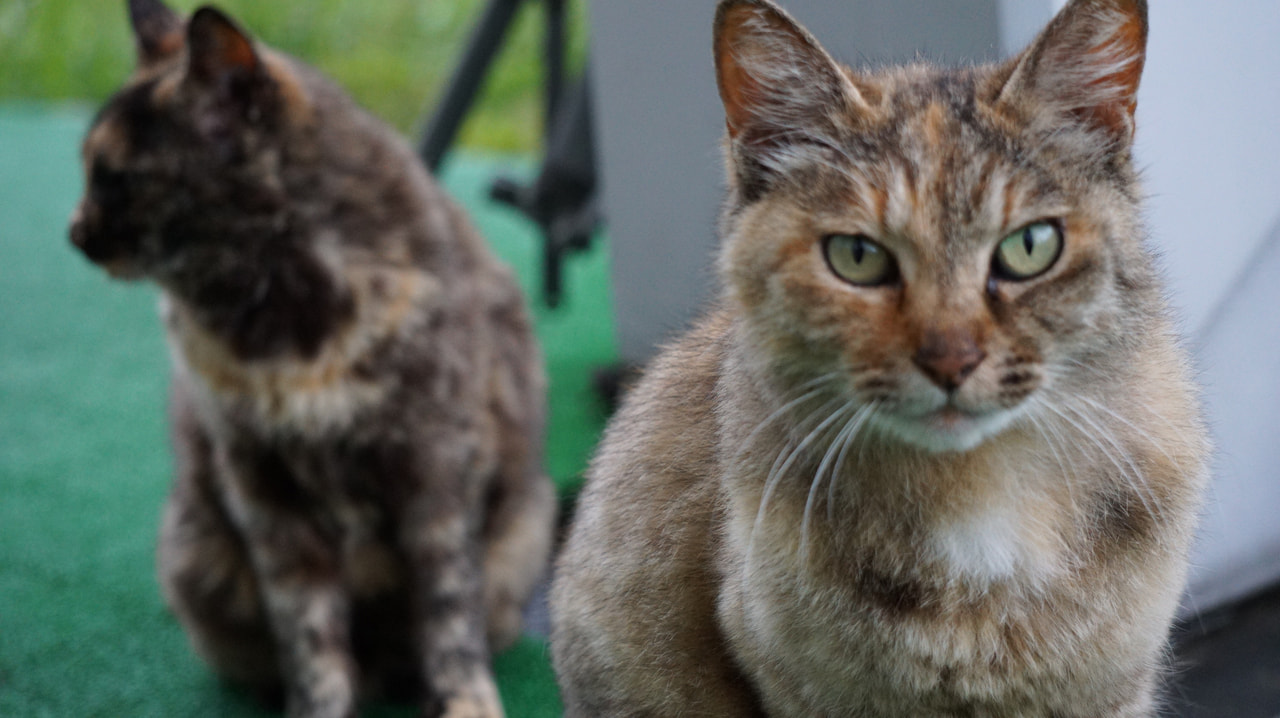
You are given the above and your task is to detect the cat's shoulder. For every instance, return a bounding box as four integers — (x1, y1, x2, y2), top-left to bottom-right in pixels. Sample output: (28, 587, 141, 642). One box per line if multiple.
(615, 309, 732, 418)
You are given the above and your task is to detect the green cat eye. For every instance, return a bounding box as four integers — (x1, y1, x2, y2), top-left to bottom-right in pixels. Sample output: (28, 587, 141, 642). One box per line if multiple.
(823, 234, 898, 286)
(993, 221, 1063, 280)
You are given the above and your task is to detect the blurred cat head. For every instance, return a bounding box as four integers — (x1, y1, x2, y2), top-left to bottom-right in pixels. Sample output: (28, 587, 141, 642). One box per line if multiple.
(69, 0, 311, 279)
(713, 0, 1157, 452)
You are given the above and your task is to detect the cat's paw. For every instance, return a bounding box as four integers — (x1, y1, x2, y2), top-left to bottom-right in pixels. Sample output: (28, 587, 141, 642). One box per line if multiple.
(439, 694, 504, 718)
(424, 678, 505, 718)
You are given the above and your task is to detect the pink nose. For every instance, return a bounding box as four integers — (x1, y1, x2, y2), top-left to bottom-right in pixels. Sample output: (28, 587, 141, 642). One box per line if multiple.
(913, 329, 986, 391)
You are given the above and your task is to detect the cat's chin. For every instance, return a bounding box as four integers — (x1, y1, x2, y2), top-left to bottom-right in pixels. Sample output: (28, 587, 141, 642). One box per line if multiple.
(84, 255, 146, 280)
(873, 406, 1018, 454)
(103, 262, 146, 280)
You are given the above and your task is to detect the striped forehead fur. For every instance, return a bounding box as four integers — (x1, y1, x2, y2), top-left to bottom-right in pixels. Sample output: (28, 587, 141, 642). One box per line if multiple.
(719, 0, 1147, 210)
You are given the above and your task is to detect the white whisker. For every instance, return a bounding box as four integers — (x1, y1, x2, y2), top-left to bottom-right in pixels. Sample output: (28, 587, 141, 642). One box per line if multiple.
(800, 401, 861, 562)
(735, 372, 842, 459)
(745, 392, 846, 580)
(1071, 392, 1184, 470)
(1036, 391, 1168, 545)
(824, 401, 879, 530)
(1023, 399, 1083, 517)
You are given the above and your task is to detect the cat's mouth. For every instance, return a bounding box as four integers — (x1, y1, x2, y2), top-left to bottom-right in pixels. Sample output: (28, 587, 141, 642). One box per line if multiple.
(69, 218, 147, 279)
(101, 260, 146, 280)
(874, 400, 1018, 454)
(925, 406, 976, 430)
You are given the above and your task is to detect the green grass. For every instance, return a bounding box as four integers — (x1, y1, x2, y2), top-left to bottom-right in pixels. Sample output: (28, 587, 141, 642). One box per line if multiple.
(0, 0, 588, 152)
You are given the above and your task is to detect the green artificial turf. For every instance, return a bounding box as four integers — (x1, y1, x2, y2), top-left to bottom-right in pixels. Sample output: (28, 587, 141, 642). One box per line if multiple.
(0, 104, 613, 717)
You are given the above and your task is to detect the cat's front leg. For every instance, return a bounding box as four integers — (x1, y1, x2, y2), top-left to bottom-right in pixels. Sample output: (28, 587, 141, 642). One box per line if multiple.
(396, 470, 504, 718)
(262, 581, 358, 718)
(218, 447, 359, 718)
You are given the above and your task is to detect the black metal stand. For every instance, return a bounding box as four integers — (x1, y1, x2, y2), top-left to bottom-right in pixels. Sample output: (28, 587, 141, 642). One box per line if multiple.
(418, 0, 598, 308)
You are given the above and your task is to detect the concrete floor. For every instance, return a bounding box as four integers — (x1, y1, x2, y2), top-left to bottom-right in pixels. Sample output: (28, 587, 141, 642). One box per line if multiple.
(1170, 582, 1280, 717)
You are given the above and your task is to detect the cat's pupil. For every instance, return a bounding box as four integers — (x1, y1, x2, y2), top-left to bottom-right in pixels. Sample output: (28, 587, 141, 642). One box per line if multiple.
(853, 239, 866, 264)
(1022, 228, 1035, 256)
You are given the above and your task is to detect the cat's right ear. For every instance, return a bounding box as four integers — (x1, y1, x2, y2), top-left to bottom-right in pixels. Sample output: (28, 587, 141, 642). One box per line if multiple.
(714, 0, 867, 199)
(128, 0, 184, 67)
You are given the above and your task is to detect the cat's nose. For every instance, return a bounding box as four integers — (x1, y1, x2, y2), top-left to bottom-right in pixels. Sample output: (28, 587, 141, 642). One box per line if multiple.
(68, 200, 98, 252)
(913, 329, 986, 391)
(68, 203, 88, 250)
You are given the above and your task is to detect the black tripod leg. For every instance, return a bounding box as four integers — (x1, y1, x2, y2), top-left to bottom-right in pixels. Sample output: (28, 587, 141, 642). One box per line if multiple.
(543, 0, 566, 134)
(419, 0, 525, 173)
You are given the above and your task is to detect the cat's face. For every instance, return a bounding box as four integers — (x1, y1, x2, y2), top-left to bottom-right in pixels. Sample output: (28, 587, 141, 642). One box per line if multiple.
(69, 1, 294, 280)
(715, 0, 1154, 453)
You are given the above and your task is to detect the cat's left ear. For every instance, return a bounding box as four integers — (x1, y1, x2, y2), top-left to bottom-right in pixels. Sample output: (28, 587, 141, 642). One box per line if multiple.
(184, 6, 277, 126)
(995, 0, 1147, 147)
(186, 7, 261, 86)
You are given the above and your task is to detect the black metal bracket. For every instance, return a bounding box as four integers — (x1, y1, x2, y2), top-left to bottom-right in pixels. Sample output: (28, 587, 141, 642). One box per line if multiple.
(418, 0, 598, 308)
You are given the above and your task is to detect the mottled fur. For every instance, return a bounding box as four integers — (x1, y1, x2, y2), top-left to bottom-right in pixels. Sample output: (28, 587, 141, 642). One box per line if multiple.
(69, 2, 555, 717)
(550, 0, 1207, 715)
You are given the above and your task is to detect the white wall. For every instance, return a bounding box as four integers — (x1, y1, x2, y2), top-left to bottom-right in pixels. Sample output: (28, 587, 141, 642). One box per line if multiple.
(1191, 215, 1280, 610)
(1140, 3, 1280, 335)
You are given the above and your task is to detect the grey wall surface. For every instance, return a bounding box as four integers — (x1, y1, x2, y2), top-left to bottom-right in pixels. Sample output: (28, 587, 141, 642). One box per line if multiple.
(589, 1, 1280, 610)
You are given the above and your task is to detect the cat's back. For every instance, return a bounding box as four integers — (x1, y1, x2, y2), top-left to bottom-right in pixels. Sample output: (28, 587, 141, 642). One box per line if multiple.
(267, 52, 511, 283)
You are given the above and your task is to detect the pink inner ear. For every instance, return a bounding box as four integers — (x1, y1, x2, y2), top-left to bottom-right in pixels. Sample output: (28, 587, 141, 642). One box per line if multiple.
(220, 33, 258, 73)
(719, 55, 763, 139)
(206, 24, 257, 74)
(715, 7, 769, 139)
(189, 9, 260, 80)
(1077, 14, 1145, 135)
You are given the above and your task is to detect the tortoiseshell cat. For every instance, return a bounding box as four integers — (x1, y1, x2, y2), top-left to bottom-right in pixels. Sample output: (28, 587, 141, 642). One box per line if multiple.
(68, 2, 554, 716)
(551, 0, 1207, 715)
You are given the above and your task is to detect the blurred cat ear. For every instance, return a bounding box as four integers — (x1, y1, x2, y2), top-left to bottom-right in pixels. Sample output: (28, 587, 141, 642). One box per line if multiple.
(995, 0, 1147, 146)
(186, 7, 261, 86)
(182, 7, 280, 144)
(128, 0, 183, 67)
(714, 0, 867, 196)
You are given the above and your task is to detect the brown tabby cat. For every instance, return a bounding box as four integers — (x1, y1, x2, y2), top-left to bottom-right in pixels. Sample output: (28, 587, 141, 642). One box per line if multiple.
(551, 0, 1208, 715)
(68, 2, 555, 716)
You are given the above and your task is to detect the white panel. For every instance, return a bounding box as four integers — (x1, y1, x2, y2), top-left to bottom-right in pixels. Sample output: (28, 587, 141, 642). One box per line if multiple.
(1134, 1, 1280, 609)
(1186, 215, 1280, 610)
(1136, 1, 1280, 334)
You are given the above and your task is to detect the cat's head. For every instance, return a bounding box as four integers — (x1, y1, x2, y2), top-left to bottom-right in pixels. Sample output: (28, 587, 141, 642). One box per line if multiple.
(69, 0, 311, 280)
(713, 0, 1158, 453)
